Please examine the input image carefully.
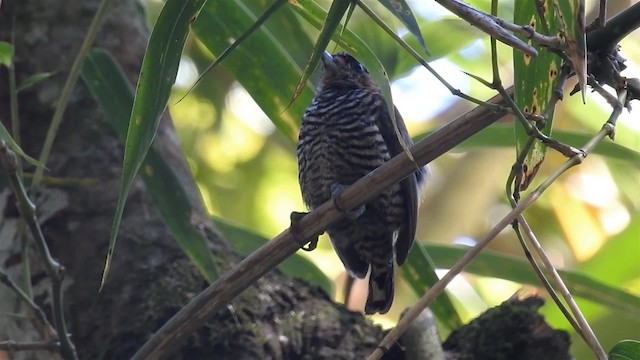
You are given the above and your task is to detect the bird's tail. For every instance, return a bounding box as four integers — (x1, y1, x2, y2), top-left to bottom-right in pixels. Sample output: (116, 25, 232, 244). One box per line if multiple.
(365, 263, 394, 314)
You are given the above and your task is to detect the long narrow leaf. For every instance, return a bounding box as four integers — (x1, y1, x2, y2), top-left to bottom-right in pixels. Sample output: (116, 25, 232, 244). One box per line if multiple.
(513, 0, 581, 190)
(102, 0, 207, 288)
(420, 125, 640, 167)
(608, 340, 640, 360)
(403, 244, 463, 330)
(82, 48, 218, 283)
(180, 0, 288, 102)
(0, 121, 42, 168)
(16, 72, 55, 93)
(377, 0, 429, 55)
(290, 0, 352, 104)
(0, 41, 13, 66)
(423, 243, 640, 316)
(191, 0, 314, 141)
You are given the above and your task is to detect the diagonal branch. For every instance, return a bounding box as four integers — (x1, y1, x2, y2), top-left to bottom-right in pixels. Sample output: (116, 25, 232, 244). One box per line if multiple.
(435, 0, 538, 56)
(587, 2, 640, 51)
(131, 91, 511, 360)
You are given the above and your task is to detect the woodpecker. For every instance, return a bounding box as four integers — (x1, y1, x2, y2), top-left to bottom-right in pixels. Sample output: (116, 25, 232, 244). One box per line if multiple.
(297, 51, 425, 314)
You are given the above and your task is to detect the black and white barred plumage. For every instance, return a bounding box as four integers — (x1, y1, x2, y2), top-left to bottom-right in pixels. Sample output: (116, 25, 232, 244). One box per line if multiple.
(297, 52, 425, 314)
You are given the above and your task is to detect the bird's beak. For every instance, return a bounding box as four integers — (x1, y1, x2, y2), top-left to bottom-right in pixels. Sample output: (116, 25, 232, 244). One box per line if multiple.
(321, 51, 338, 71)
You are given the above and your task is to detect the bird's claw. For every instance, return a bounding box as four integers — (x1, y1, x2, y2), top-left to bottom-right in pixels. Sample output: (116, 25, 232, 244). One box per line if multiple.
(301, 239, 318, 252)
(290, 211, 319, 251)
(331, 184, 365, 219)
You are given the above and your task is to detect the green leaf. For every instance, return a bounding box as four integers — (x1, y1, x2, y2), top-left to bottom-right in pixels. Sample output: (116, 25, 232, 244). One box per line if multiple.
(16, 72, 55, 93)
(191, 0, 315, 141)
(180, 0, 288, 102)
(377, 0, 429, 55)
(212, 217, 333, 295)
(389, 18, 482, 76)
(513, 1, 581, 190)
(0, 122, 42, 168)
(403, 244, 463, 330)
(557, 0, 586, 99)
(430, 124, 640, 167)
(102, 0, 208, 288)
(0, 41, 13, 67)
(81, 48, 219, 283)
(290, 0, 351, 105)
(424, 243, 640, 316)
(609, 340, 640, 360)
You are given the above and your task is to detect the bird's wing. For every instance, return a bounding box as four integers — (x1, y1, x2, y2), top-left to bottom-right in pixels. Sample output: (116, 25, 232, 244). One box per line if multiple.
(376, 102, 420, 265)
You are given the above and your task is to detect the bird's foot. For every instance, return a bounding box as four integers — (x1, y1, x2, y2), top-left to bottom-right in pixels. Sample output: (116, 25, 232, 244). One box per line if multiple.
(290, 211, 319, 251)
(331, 184, 365, 219)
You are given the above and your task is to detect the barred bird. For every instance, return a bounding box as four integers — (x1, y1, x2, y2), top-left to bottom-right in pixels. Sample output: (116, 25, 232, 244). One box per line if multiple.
(297, 51, 426, 314)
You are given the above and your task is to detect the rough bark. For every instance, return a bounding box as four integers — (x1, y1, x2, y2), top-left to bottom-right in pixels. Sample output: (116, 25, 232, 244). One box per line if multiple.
(0, 0, 385, 359)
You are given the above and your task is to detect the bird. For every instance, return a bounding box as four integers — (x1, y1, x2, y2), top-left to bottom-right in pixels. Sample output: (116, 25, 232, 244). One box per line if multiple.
(296, 51, 426, 314)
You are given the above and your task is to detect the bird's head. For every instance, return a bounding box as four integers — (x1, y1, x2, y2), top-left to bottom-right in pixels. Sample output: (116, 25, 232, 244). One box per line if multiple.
(318, 51, 379, 91)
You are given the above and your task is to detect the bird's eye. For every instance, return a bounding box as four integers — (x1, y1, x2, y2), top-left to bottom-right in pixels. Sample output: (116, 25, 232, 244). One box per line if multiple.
(352, 62, 368, 74)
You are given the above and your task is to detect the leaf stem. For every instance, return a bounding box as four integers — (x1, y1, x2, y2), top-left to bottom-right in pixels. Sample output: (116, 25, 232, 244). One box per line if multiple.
(32, 0, 114, 187)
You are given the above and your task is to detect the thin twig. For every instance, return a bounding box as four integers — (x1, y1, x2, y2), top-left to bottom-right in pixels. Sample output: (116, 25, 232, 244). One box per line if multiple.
(435, 0, 537, 56)
(368, 177, 543, 360)
(495, 18, 565, 50)
(32, 0, 114, 187)
(0, 268, 57, 338)
(516, 215, 607, 360)
(586, 0, 608, 31)
(597, 0, 607, 28)
(587, 2, 640, 51)
(8, 14, 20, 153)
(489, 0, 585, 344)
(588, 75, 619, 108)
(510, 221, 586, 339)
(0, 340, 60, 352)
(0, 142, 77, 360)
(511, 109, 622, 360)
(131, 92, 510, 360)
(504, 62, 587, 340)
(367, 110, 619, 360)
(355, 0, 500, 110)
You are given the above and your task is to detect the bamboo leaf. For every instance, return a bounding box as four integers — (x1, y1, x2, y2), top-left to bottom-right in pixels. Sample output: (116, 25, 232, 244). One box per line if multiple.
(424, 243, 640, 316)
(377, 0, 429, 55)
(420, 124, 640, 167)
(16, 72, 55, 92)
(513, 1, 582, 190)
(101, 0, 207, 288)
(0, 41, 13, 67)
(82, 48, 219, 284)
(609, 340, 640, 360)
(0, 122, 42, 168)
(191, 0, 315, 141)
(403, 243, 463, 330)
(179, 0, 288, 103)
(290, 0, 352, 105)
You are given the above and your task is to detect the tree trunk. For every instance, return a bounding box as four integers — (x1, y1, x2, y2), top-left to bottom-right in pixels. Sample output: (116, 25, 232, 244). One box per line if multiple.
(0, 0, 385, 358)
